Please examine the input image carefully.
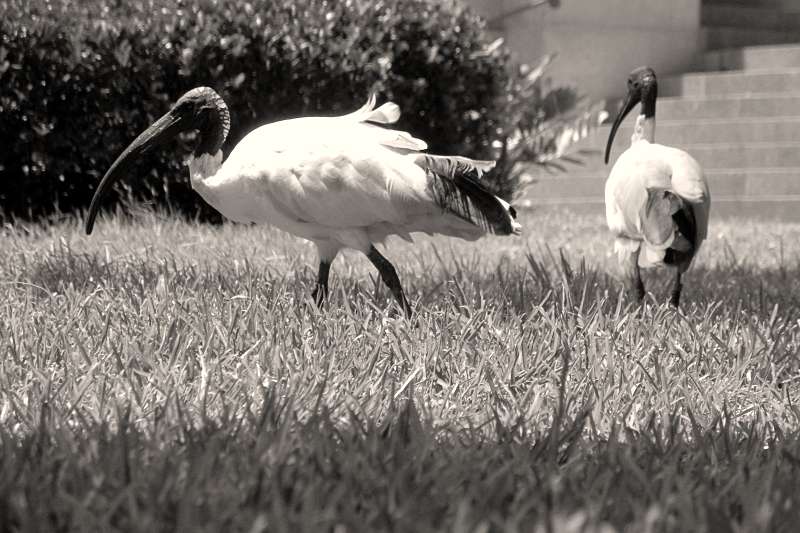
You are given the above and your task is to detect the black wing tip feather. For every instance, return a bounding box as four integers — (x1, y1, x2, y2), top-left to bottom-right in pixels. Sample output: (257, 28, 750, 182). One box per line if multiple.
(673, 203, 698, 249)
(664, 203, 698, 267)
(417, 154, 494, 180)
(417, 155, 520, 236)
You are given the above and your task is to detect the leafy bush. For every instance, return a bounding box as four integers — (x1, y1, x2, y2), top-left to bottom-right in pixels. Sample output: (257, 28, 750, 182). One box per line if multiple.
(0, 0, 593, 220)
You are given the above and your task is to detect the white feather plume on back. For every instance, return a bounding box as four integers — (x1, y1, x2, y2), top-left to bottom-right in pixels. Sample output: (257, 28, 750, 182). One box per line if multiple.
(341, 94, 427, 153)
(344, 94, 401, 124)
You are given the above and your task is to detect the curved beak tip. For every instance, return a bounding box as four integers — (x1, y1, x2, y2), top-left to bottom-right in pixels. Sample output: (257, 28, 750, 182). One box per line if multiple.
(604, 91, 639, 167)
(83, 108, 187, 237)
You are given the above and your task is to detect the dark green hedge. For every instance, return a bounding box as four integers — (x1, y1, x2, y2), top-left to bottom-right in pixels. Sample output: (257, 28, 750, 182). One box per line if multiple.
(0, 0, 517, 220)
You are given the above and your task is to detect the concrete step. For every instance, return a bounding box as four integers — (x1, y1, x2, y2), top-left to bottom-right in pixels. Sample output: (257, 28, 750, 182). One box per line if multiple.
(526, 168, 800, 200)
(703, 27, 800, 49)
(661, 69, 800, 96)
(519, 198, 800, 222)
(523, 168, 800, 222)
(582, 117, 800, 147)
(657, 93, 800, 119)
(702, 4, 800, 31)
(635, 142, 800, 170)
(704, 0, 800, 11)
(533, 142, 800, 175)
(701, 44, 800, 71)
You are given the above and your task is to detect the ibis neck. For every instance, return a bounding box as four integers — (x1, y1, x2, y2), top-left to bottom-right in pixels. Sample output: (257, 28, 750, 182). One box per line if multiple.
(188, 150, 224, 197)
(191, 90, 230, 157)
(194, 118, 227, 157)
(632, 114, 655, 143)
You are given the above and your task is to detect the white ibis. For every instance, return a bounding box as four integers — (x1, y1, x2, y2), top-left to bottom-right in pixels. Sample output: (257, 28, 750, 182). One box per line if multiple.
(85, 88, 522, 317)
(604, 67, 711, 307)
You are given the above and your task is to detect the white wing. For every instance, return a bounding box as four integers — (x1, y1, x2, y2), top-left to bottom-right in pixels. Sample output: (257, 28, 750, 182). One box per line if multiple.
(250, 95, 427, 154)
(606, 141, 711, 264)
(198, 96, 516, 248)
(648, 143, 709, 204)
(204, 104, 437, 234)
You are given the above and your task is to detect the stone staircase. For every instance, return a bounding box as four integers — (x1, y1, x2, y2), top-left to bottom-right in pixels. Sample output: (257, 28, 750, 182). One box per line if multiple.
(526, 0, 800, 220)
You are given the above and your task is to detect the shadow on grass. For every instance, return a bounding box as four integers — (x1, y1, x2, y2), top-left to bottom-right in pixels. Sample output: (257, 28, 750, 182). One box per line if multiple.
(3, 392, 800, 532)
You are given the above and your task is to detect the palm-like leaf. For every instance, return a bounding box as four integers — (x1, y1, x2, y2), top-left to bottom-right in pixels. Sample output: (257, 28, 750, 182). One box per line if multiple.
(490, 53, 606, 201)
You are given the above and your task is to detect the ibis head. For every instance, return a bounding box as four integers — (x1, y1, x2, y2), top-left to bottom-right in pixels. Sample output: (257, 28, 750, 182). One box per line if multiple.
(604, 66, 657, 164)
(85, 87, 230, 234)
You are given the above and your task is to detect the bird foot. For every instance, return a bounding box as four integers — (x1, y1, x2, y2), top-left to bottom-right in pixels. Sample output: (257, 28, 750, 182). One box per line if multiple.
(311, 285, 328, 308)
(669, 292, 681, 309)
(629, 284, 645, 305)
(387, 303, 413, 320)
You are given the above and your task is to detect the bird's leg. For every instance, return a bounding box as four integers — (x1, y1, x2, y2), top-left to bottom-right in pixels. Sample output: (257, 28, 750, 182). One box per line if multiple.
(312, 241, 339, 308)
(311, 260, 332, 307)
(623, 248, 645, 303)
(669, 268, 683, 308)
(366, 246, 412, 318)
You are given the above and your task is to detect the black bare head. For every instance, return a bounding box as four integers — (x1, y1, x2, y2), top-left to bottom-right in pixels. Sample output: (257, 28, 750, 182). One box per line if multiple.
(84, 87, 230, 234)
(604, 66, 658, 164)
(173, 87, 231, 157)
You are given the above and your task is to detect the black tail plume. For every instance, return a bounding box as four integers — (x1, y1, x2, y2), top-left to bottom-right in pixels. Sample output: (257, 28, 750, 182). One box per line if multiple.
(664, 203, 698, 267)
(415, 154, 521, 236)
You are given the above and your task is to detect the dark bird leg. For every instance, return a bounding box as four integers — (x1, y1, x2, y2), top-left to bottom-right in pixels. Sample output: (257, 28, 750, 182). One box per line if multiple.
(312, 260, 332, 307)
(623, 247, 645, 303)
(669, 268, 683, 308)
(366, 245, 412, 318)
(312, 242, 339, 308)
(665, 253, 692, 309)
(664, 204, 697, 309)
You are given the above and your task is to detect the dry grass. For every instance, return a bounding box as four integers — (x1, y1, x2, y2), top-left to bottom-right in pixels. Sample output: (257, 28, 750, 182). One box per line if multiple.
(1, 207, 800, 532)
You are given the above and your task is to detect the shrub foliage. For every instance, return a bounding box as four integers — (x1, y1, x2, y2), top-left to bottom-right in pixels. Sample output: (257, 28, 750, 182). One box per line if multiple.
(1, 0, 594, 220)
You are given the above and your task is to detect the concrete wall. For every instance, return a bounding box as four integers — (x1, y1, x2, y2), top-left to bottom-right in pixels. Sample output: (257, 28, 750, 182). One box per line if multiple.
(466, 0, 704, 102)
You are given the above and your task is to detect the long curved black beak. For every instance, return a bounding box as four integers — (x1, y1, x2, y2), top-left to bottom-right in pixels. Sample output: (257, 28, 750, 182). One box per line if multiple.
(604, 89, 640, 164)
(85, 109, 190, 234)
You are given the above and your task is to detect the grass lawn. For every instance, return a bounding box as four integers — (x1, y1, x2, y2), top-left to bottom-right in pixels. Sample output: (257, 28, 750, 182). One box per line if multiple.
(1, 207, 800, 532)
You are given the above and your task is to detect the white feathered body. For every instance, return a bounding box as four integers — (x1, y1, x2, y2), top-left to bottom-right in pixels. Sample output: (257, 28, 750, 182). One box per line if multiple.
(606, 117, 710, 267)
(187, 99, 519, 254)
